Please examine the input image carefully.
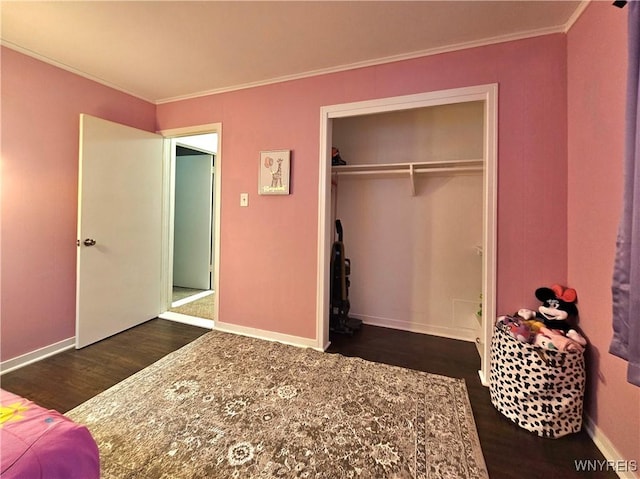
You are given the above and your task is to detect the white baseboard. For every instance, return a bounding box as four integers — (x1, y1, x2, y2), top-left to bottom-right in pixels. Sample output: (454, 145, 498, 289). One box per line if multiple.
(477, 369, 489, 387)
(583, 415, 639, 479)
(353, 313, 477, 343)
(214, 320, 323, 351)
(0, 337, 75, 375)
(159, 311, 214, 330)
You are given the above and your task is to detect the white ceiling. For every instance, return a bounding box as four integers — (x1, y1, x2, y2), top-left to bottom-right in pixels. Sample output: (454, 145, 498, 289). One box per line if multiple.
(1, 1, 584, 104)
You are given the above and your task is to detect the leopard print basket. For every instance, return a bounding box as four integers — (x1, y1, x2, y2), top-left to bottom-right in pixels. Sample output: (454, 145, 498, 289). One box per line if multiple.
(489, 321, 586, 438)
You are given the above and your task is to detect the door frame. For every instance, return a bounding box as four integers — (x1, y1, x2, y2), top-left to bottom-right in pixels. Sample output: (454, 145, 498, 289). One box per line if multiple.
(316, 85, 497, 385)
(158, 123, 222, 327)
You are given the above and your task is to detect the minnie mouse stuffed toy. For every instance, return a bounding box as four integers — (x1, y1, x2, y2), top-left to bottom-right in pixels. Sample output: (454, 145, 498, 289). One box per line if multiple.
(517, 284, 587, 347)
(534, 285, 577, 332)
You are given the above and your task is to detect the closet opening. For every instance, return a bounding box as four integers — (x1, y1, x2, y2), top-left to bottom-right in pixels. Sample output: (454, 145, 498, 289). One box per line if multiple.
(316, 85, 497, 385)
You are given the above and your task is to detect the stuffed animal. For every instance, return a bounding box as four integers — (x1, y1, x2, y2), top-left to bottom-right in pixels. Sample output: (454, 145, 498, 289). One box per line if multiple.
(535, 326, 585, 352)
(498, 315, 535, 343)
(331, 147, 346, 166)
(523, 319, 545, 334)
(535, 284, 578, 333)
(517, 284, 587, 347)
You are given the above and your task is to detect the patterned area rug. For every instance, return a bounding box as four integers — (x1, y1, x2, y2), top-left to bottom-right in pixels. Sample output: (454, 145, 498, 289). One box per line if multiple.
(67, 331, 488, 479)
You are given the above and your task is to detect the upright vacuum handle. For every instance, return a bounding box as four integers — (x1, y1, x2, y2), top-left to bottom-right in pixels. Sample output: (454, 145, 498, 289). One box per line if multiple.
(335, 220, 343, 242)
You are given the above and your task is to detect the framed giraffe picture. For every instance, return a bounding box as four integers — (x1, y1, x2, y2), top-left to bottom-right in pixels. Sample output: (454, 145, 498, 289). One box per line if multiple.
(259, 149, 291, 195)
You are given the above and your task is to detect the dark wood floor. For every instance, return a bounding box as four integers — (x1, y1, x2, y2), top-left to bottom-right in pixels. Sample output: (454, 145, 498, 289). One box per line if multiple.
(1, 318, 209, 413)
(2, 320, 615, 478)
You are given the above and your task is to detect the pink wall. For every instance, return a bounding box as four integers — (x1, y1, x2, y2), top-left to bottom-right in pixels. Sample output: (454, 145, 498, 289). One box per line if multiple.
(3, 35, 570, 355)
(567, 2, 640, 464)
(2, 34, 569, 361)
(1, 47, 156, 361)
(157, 34, 569, 339)
(3, 10, 635, 467)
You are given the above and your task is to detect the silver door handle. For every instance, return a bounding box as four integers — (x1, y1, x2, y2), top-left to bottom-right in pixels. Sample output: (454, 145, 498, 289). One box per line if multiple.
(83, 238, 97, 247)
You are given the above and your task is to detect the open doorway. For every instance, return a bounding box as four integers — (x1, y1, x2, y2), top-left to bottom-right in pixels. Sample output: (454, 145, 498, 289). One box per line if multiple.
(170, 138, 216, 316)
(158, 127, 221, 327)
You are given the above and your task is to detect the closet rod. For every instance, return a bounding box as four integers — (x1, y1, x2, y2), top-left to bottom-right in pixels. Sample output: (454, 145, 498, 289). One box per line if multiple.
(333, 166, 483, 176)
(335, 169, 407, 176)
(413, 166, 483, 174)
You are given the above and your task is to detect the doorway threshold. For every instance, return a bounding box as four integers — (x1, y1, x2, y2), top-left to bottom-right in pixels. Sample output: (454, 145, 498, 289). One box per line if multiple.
(159, 311, 214, 330)
(171, 289, 214, 308)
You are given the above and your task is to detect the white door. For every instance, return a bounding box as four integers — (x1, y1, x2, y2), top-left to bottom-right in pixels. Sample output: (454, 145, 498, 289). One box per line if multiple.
(76, 114, 164, 348)
(173, 154, 213, 289)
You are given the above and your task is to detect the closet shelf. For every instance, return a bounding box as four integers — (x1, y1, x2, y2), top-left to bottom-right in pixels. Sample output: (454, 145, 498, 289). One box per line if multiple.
(332, 159, 484, 196)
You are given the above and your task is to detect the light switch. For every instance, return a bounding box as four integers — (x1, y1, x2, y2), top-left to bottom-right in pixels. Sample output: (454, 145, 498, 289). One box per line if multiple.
(240, 193, 249, 207)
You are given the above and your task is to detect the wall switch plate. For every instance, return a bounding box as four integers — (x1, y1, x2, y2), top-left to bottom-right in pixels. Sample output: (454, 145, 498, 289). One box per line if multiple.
(240, 193, 249, 207)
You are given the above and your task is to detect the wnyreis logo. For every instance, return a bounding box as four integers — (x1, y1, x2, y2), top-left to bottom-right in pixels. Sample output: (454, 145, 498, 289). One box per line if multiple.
(574, 460, 637, 473)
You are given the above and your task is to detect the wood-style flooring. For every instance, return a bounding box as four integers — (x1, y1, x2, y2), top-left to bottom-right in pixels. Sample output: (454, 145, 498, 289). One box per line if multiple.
(1, 318, 208, 413)
(1, 320, 616, 478)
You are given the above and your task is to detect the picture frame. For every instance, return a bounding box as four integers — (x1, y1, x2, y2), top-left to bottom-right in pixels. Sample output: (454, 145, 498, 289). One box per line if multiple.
(259, 149, 290, 195)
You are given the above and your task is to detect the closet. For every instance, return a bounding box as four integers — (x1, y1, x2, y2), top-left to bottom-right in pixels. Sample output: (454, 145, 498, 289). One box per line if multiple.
(318, 85, 497, 385)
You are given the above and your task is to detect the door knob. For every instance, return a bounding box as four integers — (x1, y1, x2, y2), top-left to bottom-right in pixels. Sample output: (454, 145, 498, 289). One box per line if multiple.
(83, 238, 97, 247)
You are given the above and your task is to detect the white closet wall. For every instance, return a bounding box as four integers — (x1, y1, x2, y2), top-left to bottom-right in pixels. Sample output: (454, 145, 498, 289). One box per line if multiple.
(332, 101, 484, 341)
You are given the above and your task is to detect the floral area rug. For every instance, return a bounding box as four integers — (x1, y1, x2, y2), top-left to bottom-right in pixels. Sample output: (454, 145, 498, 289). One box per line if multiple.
(67, 330, 488, 479)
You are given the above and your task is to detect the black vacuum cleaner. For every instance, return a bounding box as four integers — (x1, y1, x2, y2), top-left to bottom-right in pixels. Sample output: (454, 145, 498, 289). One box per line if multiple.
(330, 220, 362, 335)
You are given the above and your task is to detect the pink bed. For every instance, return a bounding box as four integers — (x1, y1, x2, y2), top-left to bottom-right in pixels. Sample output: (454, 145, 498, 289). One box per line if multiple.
(1, 389, 99, 479)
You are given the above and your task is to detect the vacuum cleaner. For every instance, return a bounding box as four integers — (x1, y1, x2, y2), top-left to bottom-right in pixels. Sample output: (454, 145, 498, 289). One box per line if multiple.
(330, 220, 363, 335)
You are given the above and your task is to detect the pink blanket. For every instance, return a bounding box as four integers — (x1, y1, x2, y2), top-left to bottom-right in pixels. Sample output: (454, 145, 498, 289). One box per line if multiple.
(1, 389, 99, 479)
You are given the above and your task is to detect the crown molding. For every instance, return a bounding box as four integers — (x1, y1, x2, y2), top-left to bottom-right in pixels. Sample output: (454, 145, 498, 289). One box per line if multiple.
(564, 0, 591, 33)
(4, 17, 580, 106)
(156, 24, 568, 104)
(1, 39, 155, 104)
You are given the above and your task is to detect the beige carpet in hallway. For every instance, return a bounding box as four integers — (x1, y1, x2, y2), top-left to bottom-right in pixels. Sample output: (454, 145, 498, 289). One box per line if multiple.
(170, 291, 215, 320)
